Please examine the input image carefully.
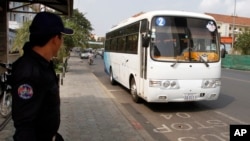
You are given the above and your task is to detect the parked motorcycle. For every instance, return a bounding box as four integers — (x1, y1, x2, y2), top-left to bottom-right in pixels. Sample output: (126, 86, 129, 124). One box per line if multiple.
(0, 63, 12, 117)
(88, 53, 94, 65)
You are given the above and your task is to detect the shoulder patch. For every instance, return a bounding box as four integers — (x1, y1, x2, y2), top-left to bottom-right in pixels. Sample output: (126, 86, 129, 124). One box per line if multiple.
(18, 84, 33, 100)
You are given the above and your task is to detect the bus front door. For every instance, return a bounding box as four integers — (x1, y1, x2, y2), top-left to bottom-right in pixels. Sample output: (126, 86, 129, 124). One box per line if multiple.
(139, 46, 147, 98)
(120, 56, 129, 88)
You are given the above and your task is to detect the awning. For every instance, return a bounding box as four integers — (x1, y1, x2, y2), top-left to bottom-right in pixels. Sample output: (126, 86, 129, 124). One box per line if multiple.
(6, 0, 73, 16)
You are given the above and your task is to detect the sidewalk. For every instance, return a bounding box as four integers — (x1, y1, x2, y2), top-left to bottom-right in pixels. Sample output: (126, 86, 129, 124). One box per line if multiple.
(0, 54, 149, 141)
(57, 54, 147, 141)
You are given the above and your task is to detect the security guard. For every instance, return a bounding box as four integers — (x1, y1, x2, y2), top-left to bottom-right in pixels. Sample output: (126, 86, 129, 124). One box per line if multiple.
(10, 12, 73, 141)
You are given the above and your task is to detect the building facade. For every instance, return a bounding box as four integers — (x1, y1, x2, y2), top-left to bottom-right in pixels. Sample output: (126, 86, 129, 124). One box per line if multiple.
(206, 13, 250, 53)
(8, 2, 34, 54)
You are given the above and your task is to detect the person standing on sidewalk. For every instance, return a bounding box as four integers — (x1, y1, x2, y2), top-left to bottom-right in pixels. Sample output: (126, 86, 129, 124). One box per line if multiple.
(9, 12, 73, 141)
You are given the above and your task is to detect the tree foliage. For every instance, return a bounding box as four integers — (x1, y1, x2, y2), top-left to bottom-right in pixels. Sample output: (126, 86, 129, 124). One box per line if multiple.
(12, 9, 93, 55)
(234, 31, 250, 55)
(62, 9, 93, 51)
(12, 20, 31, 53)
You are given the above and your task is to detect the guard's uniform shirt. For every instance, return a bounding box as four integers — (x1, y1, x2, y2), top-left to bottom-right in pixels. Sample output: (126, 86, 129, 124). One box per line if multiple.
(10, 44, 60, 141)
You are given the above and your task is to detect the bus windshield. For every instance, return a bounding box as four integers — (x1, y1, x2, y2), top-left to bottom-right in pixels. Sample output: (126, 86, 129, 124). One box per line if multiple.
(150, 16, 219, 63)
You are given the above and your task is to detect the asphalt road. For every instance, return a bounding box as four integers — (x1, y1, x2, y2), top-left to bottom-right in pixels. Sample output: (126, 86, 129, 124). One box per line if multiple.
(89, 56, 250, 141)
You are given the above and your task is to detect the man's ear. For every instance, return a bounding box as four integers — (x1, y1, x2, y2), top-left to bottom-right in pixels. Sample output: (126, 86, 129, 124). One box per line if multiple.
(49, 35, 58, 45)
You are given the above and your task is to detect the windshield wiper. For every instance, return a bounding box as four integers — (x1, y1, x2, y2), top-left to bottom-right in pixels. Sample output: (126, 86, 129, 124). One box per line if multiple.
(171, 57, 181, 67)
(198, 54, 209, 67)
(170, 60, 179, 67)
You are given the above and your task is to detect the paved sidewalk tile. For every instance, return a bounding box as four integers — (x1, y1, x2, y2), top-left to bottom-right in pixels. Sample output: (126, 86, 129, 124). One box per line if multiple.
(58, 56, 145, 141)
(0, 55, 146, 141)
(0, 118, 14, 141)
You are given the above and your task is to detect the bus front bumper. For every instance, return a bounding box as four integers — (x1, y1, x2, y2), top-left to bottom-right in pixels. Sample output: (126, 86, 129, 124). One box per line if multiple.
(145, 87, 220, 103)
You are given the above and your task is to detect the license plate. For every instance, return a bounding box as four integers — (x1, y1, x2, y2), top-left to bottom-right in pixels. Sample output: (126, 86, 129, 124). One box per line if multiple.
(184, 93, 197, 101)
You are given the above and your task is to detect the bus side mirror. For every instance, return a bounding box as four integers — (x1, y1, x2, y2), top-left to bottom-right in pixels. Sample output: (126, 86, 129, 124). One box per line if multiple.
(220, 43, 226, 58)
(142, 32, 151, 47)
(221, 49, 226, 58)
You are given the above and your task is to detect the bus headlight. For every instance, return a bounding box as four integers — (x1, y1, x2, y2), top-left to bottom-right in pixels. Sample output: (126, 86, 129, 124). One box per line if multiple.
(163, 81, 170, 87)
(202, 79, 221, 88)
(169, 80, 179, 89)
(149, 80, 179, 89)
(170, 81, 176, 87)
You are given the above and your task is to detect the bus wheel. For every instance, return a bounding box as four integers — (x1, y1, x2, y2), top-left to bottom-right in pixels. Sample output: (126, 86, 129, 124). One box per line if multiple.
(109, 68, 116, 85)
(130, 78, 141, 103)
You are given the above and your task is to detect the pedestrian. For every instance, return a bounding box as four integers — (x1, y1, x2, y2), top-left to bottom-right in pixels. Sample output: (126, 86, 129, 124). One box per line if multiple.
(9, 12, 74, 141)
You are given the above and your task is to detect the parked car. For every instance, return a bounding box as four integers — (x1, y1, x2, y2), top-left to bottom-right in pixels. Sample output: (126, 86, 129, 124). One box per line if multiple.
(94, 48, 104, 58)
(80, 50, 91, 59)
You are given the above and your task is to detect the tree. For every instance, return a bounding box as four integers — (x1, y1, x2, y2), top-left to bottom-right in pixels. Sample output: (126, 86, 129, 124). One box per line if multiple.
(12, 9, 93, 54)
(62, 9, 93, 51)
(11, 9, 93, 72)
(12, 20, 31, 54)
(234, 31, 250, 55)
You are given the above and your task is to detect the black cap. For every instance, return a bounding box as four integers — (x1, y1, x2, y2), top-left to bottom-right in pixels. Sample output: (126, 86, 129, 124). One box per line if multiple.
(29, 12, 74, 36)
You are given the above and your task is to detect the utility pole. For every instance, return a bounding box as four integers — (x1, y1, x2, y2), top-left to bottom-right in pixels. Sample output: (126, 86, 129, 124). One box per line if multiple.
(232, 0, 236, 49)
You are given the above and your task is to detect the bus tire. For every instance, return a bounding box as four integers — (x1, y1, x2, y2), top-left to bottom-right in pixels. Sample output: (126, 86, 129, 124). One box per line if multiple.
(130, 77, 142, 103)
(109, 68, 116, 85)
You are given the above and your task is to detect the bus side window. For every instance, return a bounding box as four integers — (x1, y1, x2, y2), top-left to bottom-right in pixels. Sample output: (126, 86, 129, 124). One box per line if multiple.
(111, 38, 117, 52)
(118, 37, 126, 53)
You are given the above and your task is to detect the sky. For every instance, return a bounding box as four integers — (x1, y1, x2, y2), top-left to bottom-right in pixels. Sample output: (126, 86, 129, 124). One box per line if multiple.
(73, 0, 250, 36)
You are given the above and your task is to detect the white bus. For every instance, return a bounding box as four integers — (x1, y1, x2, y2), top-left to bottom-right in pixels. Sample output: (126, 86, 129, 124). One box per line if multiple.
(103, 10, 225, 103)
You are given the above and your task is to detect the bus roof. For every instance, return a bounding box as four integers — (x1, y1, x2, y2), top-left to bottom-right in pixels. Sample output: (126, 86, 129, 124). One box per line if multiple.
(108, 10, 216, 32)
